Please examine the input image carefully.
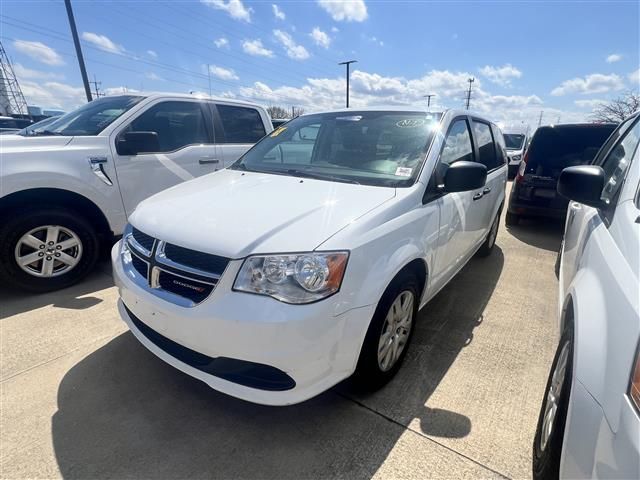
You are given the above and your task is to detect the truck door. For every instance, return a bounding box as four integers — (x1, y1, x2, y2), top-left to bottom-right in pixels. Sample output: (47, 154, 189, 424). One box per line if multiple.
(111, 99, 220, 215)
(211, 103, 268, 168)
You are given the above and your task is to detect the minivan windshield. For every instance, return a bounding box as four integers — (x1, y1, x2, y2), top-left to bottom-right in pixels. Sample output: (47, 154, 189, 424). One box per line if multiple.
(28, 95, 144, 137)
(524, 124, 617, 178)
(503, 133, 525, 150)
(231, 111, 442, 187)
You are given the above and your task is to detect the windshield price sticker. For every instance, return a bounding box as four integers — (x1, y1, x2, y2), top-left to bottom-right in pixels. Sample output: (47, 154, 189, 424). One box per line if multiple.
(395, 167, 413, 177)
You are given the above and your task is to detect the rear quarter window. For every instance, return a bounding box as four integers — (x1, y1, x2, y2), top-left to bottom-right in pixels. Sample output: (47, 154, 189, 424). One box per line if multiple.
(216, 105, 266, 144)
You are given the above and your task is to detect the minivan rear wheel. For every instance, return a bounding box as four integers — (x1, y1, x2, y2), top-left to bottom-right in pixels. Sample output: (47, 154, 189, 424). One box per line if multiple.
(354, 271, 419, 389)
(0, 208, 100, 292)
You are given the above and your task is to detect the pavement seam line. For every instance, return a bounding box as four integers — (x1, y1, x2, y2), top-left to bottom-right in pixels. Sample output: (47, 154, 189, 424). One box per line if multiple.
(0, 332, 121, 383)
(336, 391, 512, 480)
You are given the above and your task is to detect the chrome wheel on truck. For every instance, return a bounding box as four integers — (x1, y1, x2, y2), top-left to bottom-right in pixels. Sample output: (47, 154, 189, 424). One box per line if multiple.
(15, 225, 83, 277)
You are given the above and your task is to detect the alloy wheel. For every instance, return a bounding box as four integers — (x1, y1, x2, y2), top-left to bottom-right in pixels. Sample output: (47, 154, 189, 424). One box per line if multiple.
(377, 290, 414, 372)
(14, 225, 83, 278)
(539, 340, 570, 452)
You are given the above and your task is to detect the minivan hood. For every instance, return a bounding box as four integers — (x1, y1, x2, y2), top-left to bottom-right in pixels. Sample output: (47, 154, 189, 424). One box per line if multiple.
(0, 135, 73, 152)
(129, 169, 396, 258)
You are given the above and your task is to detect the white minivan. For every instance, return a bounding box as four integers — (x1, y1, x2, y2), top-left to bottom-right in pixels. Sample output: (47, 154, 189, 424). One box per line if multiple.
(112, 108, 507, 405)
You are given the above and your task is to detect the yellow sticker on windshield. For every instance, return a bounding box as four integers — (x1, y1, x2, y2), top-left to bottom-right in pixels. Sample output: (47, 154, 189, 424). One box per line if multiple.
(270, 127, 287, 137)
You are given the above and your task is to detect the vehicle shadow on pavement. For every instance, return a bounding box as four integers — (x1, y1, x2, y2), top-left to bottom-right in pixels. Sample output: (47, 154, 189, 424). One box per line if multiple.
(0, 263, 114, 319)
(50, 249, 504, 479)
(339, 247, 504, 439)
(505, 218, 564, 252)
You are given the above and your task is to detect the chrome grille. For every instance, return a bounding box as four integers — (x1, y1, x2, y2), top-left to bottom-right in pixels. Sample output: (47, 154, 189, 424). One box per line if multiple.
(123, 226, 228, 307)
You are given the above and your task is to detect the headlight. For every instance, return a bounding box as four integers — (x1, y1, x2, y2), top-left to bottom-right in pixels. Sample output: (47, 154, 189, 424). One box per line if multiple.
(511, 154, 522, 162)
(234, 252, 349, 304)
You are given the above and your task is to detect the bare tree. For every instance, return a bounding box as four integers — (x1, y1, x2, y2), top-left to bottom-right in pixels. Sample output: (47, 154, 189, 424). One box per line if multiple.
(591, 91, 640, 123)
(266, 105, 289, 119)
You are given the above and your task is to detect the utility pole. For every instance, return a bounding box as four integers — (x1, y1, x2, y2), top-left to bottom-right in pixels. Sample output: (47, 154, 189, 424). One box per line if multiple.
(537, 110, 544, 127)
(338, 60, 357, 108)
(89, 74, 102, 98)
(464, 77, 475, 110)
(207, 64, 212, 96)
(64, 0, 92, 102)
(423, 94, 435, 108)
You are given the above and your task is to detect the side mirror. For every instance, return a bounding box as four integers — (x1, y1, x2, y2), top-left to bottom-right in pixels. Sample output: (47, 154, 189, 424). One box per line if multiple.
(116, 131, 160, 156)
(557, 166, 605, 209)
(443, 161, 487, 193)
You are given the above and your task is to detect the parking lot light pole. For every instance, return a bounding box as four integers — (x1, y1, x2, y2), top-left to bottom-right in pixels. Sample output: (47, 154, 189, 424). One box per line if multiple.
(338, 60, 357, 108)
(64, 0, 92, 102)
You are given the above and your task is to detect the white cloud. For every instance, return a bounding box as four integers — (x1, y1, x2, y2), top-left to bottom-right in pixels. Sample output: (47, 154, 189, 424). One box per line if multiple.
(147, 50, 158, 58)
(272, 4, 285, 20)
(479, 64, 522, 86)
(242, 39, 274, 57)
(629, 69, 640, 85)
(145, 72, 164, 81)
(20, 80, 84, 110)
(318, 0, 367, 22)
(13, 40, 65, 66)
(364, 35, 383, 47)
(103, 86, 140, 96)
(209, 65, 239, 81)
(551, 73, 625, 96)
(606, 53, 622, 63)
(310, 27, 331, 49)
(214, 37, 229, 48)
(273, 30, 310, 60)
(331, 26, 339, 33)
(13, 63, 63, 80)
(81, 32, 125, 54)
(201, 0, 252, 22)
(574, 99, 606, 109)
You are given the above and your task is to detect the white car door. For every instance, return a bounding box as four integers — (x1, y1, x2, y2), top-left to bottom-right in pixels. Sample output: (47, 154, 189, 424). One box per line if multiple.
(430, 117, 482, 289)
(470, 119, 507, 230)
(212, 103, 268, 168)
(111, 99, 220, 215)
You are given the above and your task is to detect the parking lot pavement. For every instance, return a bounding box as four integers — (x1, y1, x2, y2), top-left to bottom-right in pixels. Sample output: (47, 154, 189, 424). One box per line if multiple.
(0, 201, 563, 480)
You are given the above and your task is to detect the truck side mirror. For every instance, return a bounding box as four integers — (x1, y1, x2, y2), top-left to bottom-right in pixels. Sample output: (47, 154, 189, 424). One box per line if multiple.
(557, 166, 606, 209)
(117, 131, 160, 156)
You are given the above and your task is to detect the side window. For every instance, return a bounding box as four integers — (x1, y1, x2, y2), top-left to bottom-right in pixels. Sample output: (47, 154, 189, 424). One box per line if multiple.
(491, 124, 508, 166)
(440, 119, 474, 166)
(472, 120, 500, 170)
(600, 120, 640, 206)
(126, 101, 210, 153)
(263, 123, 320, 165)
(216, 105, 266, 144)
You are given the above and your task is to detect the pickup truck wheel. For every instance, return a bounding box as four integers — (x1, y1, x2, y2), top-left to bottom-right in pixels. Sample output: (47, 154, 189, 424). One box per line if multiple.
(354, 271, 419, 389)
(476, 209, 501, 257)
(532, 325, 574, 480)
(0, 209, 99, 292)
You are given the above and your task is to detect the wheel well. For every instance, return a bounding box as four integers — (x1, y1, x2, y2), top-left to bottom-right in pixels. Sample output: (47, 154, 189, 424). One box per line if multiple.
(397, 258, 428, 302)
(0, 189, 113, 241)
(560, 295, 575, 334)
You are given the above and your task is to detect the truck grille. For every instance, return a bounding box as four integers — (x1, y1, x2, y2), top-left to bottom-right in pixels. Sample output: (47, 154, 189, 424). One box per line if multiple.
(123, 225, 229, 307)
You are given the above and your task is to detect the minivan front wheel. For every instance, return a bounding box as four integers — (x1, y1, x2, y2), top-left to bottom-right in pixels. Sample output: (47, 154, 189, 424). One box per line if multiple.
(0, 208, 100, 292)
(532, 325, 574, 480)
(354, 271, 419, 389)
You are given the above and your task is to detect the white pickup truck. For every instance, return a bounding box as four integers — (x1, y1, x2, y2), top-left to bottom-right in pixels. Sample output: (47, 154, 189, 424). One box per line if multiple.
(0, 93, 272, 292)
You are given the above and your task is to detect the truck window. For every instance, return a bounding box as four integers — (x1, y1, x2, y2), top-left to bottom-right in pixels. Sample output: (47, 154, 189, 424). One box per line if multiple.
(216, 105, 266, 144)
(127, 101, 210, 153)
(472, 120, 500, 170)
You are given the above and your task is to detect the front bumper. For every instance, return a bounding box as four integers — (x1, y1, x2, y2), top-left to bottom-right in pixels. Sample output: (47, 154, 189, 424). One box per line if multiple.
(112, 242, 375, 405)
(561, 380, 640, 479)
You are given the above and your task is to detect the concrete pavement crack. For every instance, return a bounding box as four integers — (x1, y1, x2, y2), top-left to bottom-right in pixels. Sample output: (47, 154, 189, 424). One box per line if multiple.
(336, 391, 511, 479)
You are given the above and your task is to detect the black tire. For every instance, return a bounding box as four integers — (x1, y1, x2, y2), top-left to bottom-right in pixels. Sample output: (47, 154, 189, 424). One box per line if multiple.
(505, 211, 520, 226)
(532, 324, 574, 480)
(0, 208, 100, 292)
(476, 208, 501, 257)
(354, 270, 420, 390)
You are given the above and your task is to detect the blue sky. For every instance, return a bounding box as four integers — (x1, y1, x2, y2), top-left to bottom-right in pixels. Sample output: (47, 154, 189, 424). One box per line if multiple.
(2, 0, 639, 126)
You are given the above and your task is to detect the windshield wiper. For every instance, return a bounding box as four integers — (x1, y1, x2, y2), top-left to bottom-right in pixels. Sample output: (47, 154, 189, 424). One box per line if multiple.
(33, 130, 63, 136)
(285, 169, 360, 185)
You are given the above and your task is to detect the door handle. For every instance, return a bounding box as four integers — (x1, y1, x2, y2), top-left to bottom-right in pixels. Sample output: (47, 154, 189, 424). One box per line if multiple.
(199, 158, 220, 164)
(473, 192, 483, 201)
(483, 187, 492, 194)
